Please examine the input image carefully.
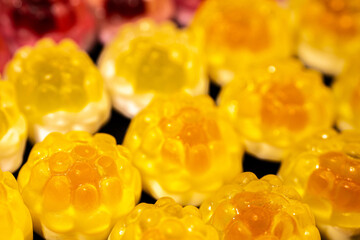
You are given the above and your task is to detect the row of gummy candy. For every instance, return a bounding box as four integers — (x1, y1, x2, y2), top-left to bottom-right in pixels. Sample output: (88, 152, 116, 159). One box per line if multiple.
(1, 0, 360, 239)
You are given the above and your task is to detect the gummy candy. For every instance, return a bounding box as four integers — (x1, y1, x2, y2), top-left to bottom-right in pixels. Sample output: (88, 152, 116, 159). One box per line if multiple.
(333, 62, 360, 131)
(17, 131, 141, 240)
(0, 34, 11, 73)
(0, 170, 33, 240)
(123, 94, 243, 205)
(200, 172, 320, 240)
(99, 19, 208, 118)
(109, 197, 219, 240)
(0, 80, 27, 172)
(279, 130, 360, 240)
(0, 0, 96, 52)
(218, 59, 334, 161)
(291, 0, 360, 75)
(174, 0, 204, 26)
(5, 39, 111, 142)
(191, 0, 293, 85)
(91, 0, 174, 43)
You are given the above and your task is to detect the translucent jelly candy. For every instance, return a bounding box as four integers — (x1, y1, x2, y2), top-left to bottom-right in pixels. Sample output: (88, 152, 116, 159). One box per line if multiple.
(218, 59, 334, 161)
(98, 19, 208, 118)
(5, 39, 111, 142)
(278, 130, 360, 240)
(0, 170, 33, 240)
(0, 80, 27, 172)
(174, 0, 204, 26)
(0, 0, 96, 51)
(291, 0, 360, 75)
(0, 34, 11, 73)
(191, 0, 293, 85)
(17, 131, 141, 240)
(109, 197, 219, 240)
(123, 94, 243, 205)
(200, 172, 320, 240)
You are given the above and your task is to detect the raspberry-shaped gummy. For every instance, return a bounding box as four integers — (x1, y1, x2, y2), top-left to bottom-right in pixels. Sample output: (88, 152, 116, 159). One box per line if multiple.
(99, 19, 208, 118)
(191, 0, 293, 85)
(291, 0, 360, 75)
(17, 131, 141, 240)
(218, 59, 334, 161)
(5, 38, 111, 142)
(109, 197, 219, 240)
(0, 0, 96, 51)
(200, 172, 320, 240)
(279, 130, 360, 239)
(0, 80, 27, 172)
(123, 94, 243, 205)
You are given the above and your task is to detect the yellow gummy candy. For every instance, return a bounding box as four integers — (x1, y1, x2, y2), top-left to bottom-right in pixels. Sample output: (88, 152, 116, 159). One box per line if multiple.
(123, 94, 243, 205)
(109, 197, 219, 240)
(200, 172, 320, 240)
(17, 131, 141, 240)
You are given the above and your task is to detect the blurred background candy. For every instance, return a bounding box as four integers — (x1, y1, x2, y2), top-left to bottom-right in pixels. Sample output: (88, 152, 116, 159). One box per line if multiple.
(0, 33, 11, 73)
(99, 19, 208, 118)
(173, 0, 204, 26)
(123, 94, 243, 205)
(0, 80, 27, 173)
(17, 131, 141, 240)
(4, 39, 111, 142)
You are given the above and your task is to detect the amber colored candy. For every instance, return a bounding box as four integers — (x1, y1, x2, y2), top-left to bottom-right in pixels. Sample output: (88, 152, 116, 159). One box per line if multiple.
(279, 130, 360, 238)
(17, 131, 141, 240)
(191, 0, 293, 85)
(109, 197, 219, 240)
(200, 172, 320, 240)
(98, 19, 208, 118)
(5, 38, 111, 142)
(218, 59, 334, 161)
(0, 80, 27, 172)
(123, 94, 243, 205)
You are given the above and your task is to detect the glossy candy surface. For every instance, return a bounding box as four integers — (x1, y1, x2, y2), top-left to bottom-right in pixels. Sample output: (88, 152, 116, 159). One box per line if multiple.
(0, 170, 33, 240)
(200, 172, 320, 240)
(0, 80, 27, 172)
(292, 0, 360, 75)
(5, 39, 111, 142)
(191, 0, 293, 85)
(17, 131, 141, 240)
(109, 197, 219, 240)
(0, 0, 96, 51)
(218, 59, 334, 161)
(279, 130, 360, 238)
(99, 19, 208, 118)
(123, 94, 243, 205)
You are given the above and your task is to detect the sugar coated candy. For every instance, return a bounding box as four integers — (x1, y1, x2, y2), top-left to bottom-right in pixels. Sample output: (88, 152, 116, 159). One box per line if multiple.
(0, 0, 96, 51)
(123, 94, 243, 205)
(99, 19, 208, 118)
(279, 130, 360, 240)
(5, 38, 111, 142)
(200, 172, 320, 240)
(17, 131, 141, 240)
(191, 0, 293, 85)
(0, 80, 27, 172)
(0, 170, 33, 240)
(109, 197, 219, 240)
(291, 0, 360, 75)
(218, 59, 334, 161)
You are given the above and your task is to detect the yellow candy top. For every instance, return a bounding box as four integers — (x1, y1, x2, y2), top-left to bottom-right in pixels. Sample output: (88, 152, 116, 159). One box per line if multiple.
(109, 197, 219, 240)
(5, 39, 104, 121)
(124, 94, 243, 205)
(0, 170, 32, 240)
(191, 0, 293, 85)
(17, 131, 141, 238)
(279, 130, 360, 228)
(0, 81, 22, 139)
(218, 59, 334, 155)
(200, 172, 320, 240)
(99, 19, 205, 94)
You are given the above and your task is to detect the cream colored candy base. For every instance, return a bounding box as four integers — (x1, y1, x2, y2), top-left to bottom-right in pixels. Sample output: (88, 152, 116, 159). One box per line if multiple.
(30, 91, 111, 143)
(318, 224, 360, 240)
(244, 139, 284, 162)
(298, 42, 344, 76)
(0, 115, 27, 172)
